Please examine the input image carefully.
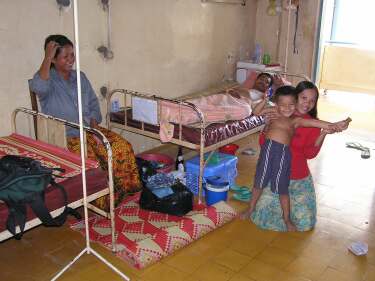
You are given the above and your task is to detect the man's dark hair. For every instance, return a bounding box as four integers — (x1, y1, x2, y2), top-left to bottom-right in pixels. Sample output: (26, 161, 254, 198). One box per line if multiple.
(272, 85, 296, 103)
(256, 72, 273, 87)
(44, 34, 73, 59)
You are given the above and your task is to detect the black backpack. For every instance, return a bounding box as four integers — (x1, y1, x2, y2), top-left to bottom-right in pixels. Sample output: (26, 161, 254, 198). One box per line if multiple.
(0, 155, 81, 240)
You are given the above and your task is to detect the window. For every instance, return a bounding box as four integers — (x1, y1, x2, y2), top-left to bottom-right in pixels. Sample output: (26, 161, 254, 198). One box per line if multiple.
(330, 0, 375, 49)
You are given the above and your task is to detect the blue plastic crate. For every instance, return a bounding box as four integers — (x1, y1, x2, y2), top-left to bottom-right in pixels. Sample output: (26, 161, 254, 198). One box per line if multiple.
(185, 152, 238, 196)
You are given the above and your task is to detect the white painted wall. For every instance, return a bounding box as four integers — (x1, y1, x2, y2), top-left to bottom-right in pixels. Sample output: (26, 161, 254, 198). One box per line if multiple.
(0, 0, 106, 137)
(254, 0, 320, 81)
(0, 0, 260, 152)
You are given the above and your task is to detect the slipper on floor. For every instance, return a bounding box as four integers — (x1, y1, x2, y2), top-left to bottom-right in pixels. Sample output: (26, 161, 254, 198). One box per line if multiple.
(361, 148, 371, 159)
(230, 184, 250, 192)
(346, 142, 366, 151)
(236, 189, 251, 195)
(232, 192, 251, 202)
(242, 148, 257, 156)
(346, 142, 371, 159)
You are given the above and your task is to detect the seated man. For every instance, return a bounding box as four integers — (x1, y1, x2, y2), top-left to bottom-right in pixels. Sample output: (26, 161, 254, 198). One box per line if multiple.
(29, 34, 142, 211)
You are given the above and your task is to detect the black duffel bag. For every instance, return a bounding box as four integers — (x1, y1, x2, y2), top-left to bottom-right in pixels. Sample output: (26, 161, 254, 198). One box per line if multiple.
(0, 155, 81, 239)
(139, 180, 193, 216)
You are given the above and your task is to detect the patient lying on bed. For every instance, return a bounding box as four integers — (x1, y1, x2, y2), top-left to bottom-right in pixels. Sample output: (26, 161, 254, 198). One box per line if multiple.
(159, 72, 283, 143)
(159, 92, 253, 142)
(229, 72, 276, 104)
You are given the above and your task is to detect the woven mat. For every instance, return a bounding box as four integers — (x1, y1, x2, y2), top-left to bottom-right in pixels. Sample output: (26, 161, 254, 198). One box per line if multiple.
(70, 193, 237, 269)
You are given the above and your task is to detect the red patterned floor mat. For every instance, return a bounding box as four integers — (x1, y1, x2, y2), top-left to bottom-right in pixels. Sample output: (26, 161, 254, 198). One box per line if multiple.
(70, 193, 237, 269)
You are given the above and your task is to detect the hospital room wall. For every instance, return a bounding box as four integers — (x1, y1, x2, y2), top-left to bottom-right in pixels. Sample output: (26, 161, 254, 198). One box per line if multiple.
(107, 0, 258, 152)
(0, 0, 107, 138)
(1, 0, 257, 152)
(108, 0, 257, 97)
(254, 1, 320, 80)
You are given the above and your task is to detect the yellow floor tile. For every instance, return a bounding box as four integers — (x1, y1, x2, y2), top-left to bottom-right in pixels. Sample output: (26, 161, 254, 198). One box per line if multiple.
(305, 229, 351, 252)
(270, 234, 310, 256)
(229, 237, 269, 259)
(162, 244, 216, 274)
(188, 261, 236, 281)
(298, 241, 339, 264)
(255, 246, 297, 269)
(212, 248, 253, 272)
(316, 267, 361, 281)
(140, 263, 189, 281)
(228, 273, 257, 281)
(327, 251, 368, 279)
(285, 256, 328, 280)
(275, 273, 313, 281)
(364, 264, 375, 281)
(239, 259, 284, 281)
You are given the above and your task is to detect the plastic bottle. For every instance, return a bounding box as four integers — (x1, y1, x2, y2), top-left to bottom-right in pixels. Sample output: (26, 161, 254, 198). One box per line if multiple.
(252, 44, 262, 64)
(267, 87, 273, 99)
(111, 98, 119, 112)
(175, 146, 184, 172)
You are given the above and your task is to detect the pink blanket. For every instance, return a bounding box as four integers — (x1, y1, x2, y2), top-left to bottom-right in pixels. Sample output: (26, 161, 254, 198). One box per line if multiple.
(160, 93, 251, 142)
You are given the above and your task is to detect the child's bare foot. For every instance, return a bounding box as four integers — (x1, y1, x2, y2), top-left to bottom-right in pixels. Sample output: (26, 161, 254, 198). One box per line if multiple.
(285, 220, 297, 231)
(240, 211, 250, 220)
(240, 205, 254, 220)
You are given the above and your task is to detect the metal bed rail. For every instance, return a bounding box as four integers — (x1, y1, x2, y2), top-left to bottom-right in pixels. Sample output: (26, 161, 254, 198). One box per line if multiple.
(106, 88, 263, 203)
(9, 107, 117, 251)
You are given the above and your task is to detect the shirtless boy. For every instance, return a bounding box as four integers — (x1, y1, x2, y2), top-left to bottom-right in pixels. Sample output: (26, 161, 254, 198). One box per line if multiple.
(246, 86, 351, 231)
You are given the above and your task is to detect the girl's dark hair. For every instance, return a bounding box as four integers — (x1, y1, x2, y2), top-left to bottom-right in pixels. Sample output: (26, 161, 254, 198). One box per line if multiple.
(295, 81, 319, 118)
(272, 85, 296, 102)
(44, 34, 73, 59)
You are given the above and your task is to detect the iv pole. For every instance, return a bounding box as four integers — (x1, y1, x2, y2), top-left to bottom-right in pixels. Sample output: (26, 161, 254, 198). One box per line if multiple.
(50, 0, 129, 280)
(284, 0, 292, 73)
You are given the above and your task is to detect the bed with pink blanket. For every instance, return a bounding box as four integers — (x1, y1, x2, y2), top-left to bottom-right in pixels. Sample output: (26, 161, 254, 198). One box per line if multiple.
(107, 85, 265, 202)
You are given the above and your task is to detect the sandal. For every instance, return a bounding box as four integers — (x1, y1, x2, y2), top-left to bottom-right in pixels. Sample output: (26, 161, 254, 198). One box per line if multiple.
(346, 142, 371, 159)
(346, 142, 365, 150)
(230, 184, 250, 192)
(361, 148, 371, 159)
(232, 192, 252, 202)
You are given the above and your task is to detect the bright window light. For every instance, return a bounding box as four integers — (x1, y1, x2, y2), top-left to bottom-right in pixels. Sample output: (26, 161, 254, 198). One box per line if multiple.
(331, 0, 375, 49)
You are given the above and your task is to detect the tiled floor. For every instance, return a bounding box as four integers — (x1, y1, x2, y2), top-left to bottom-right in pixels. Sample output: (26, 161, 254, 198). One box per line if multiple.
(0, 91, 374, 281)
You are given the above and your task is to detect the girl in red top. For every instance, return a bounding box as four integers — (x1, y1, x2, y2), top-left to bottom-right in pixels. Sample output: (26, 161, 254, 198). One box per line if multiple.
(250, 81, 350, 231)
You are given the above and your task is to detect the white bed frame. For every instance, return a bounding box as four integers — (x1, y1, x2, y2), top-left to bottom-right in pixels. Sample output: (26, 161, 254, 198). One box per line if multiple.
(0, 107, 116, 251)
(106, 86, 264, 203)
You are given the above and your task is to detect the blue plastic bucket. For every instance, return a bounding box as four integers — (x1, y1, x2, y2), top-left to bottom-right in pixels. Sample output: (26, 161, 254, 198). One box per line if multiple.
(205, 177, 229, 206)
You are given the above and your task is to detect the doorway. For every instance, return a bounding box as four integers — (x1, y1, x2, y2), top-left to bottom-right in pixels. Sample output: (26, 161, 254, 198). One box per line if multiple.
(314, 0, 375, 95)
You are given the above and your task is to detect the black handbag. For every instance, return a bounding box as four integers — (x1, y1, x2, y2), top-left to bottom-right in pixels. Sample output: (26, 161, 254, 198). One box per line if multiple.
(139, 180, 193, 216)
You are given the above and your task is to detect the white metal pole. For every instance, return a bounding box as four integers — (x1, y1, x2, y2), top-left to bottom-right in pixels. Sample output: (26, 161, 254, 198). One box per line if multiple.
(50, 0, 129, 279)
(284, 0, 292, 73)
(72, 0, 90, 253)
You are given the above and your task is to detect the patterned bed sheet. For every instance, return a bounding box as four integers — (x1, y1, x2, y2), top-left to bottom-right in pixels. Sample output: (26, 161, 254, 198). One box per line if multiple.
(0, 133, 107, 232)
(110, 110, 264, 146)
